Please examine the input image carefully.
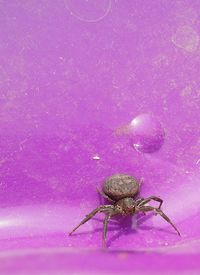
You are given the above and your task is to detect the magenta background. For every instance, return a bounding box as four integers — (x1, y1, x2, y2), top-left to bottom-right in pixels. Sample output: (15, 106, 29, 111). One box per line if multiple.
(0, 0, 200, 274)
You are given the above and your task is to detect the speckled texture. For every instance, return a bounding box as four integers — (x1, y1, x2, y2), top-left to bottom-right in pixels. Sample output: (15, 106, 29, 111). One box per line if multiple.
(103, 174, 139, 200)
(0, 0, 200, 274)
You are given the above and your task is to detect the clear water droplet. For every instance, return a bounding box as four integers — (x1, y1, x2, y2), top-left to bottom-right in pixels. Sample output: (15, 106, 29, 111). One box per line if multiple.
(128, 114, 165, 153)
(65, 0, 112, 23)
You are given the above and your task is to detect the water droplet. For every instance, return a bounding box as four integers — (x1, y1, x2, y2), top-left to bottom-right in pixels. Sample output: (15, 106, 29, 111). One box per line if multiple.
(92, 155, 100, 160)
(65, 0, 112, 23)
(172, 25, 199, 53)
(128, 114, 165, 153)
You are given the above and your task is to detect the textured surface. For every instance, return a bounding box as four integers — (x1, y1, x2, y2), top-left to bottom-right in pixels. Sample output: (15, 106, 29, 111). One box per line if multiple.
(103, 174, 139, 200)
(0, 0, 200, 274)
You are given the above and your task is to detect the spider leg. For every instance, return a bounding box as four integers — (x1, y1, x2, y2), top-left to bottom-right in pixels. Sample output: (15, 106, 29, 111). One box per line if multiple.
(102, 213, 112, 248)
(96, 188, 115, 202)
(138, 205, 181, 236)
(137, 196, 163, 209)
(69, 205, 114, 236)
(139, 177, 144, 187)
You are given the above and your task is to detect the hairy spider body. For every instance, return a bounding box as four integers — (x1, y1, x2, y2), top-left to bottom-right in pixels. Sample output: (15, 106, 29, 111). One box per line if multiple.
(115, 197, 137, 215)
(103, 174, 139, 200)
(69, 174, 180, 247)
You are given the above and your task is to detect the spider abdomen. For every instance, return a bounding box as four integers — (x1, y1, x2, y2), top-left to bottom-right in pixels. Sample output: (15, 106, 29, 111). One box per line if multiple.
(103, 174, 139, 201)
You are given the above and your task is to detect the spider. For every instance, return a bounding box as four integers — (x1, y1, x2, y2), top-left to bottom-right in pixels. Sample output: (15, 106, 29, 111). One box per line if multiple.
(69, 174, 180, 247)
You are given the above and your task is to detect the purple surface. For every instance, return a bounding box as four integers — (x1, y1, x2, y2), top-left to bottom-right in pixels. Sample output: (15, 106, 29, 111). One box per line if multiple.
(0, 0, 200, 274)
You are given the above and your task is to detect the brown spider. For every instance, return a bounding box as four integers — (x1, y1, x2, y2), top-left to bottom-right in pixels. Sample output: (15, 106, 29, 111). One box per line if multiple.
(69, 174, 180, 247)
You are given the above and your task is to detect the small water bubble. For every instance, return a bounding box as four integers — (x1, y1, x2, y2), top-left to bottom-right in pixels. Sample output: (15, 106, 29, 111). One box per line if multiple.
(128, 114, 165, 153)
(65, 0, 112, 23)
(92, 155, 100, 160)
(172, 25, 199, 53)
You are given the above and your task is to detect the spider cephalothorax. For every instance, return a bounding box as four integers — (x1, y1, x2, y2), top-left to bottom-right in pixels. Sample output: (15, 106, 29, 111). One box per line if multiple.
(69, 174, 180, 247)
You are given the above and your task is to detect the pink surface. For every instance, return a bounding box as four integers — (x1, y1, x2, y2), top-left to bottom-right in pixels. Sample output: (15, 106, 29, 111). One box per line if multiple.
(0, 0, 200, 274)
